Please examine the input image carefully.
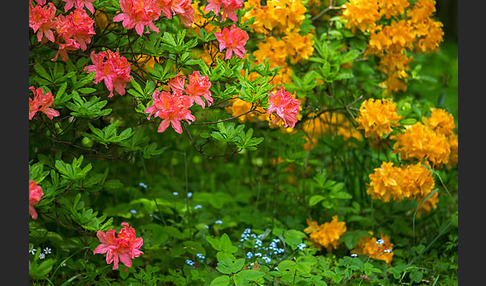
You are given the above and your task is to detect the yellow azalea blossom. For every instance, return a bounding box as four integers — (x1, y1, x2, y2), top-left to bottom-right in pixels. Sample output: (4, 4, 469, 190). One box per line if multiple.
(378, 0, 410, 19)
(367, 161, 402, 202)
(422, 108, 455, 137)
(304, 216, 347, 252)
(352, 232, 394, 265)
(446, 133, 458, 168)
(282, 30, 315, 64)
(243, 0, 307, 35)
(392, 122, 450, 167)
(341, 0, 381, 33)
(401, 162, 435, 199)
(356, 98, 401, 139)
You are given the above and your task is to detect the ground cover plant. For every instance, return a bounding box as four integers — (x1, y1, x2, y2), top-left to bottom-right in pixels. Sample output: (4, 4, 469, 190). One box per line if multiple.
(29, 0, 458, 284)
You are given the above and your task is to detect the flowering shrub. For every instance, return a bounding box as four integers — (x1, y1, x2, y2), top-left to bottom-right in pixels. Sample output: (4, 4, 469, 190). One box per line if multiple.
(29, 0, 457, 284)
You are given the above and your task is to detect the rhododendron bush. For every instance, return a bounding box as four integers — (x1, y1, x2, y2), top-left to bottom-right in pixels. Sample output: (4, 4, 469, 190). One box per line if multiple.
(29, 0, 458, 284)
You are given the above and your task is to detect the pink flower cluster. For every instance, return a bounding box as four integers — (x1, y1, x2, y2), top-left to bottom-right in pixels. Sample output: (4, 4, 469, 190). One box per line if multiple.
(29, 86, 60, 120)
(214, 24, 249, 60)
(84, 50, 132, 97)
(156, 0, 195, 27)
(145, 71, 212, 134)
(62, 0, 96, 14)
(29, 180, 44, 220)
(113, 0, 195, 36)
(93, 222, 144, 271)
(266, 87, 301, 128)
(204, 0, 243, 22)
(29, 1, 96, 62)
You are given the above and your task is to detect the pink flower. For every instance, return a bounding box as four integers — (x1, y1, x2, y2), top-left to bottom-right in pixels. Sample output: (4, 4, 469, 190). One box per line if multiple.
(214, 24, 249, 60)
(55, 8, 96, 51)
(93, 222, 144, 271)
(185, 71, 213, 108)
(113, 0, 161, 36)
(52, 8, 95, 61)
(266, 87, 300, 128)
(204, 0, 223, 17)
(204, 0, 242, 22)
(176, 0, 195, 27)
(144, 88, 195, 134)
(221, 0, 243, 22)
(167, 74, 186, 91)
(29, 86, 60, 120)
(29, 2, 57, 43)
(62, 0, 96, 14)
(156, 0, 194, 26)
(84, 50, 132, 97)
(29, 180, 44, 220)
(52, 38, 81, 62)
(156, 0, 187, 19)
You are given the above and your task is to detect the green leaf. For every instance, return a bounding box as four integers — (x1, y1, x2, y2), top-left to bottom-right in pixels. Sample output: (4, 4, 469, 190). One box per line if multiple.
(34, 64, 52, 81)
(309, 195, 325, 207)
(210, 275, 230, 286)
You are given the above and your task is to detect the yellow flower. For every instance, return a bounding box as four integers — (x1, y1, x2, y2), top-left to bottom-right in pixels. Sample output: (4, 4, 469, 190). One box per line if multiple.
(392, 122, 450, 167)
(282, 30, 315, 64)
(304, 216, 347, 252)
(341, 0, 381, 33)
(356, 98, 401, 139)
(367, 161, 402, 202)
(377, 0, 410, 19)
(446, 133, 458, 168)
(422, 108, 455, 137)
(352, 232, 394, 265)
(401, 162, 435, 199)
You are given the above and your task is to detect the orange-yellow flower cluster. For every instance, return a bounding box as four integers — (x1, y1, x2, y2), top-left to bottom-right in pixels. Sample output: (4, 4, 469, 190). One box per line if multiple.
(367, 161, 435, 203)
(356, 98, 401, 139)
(242, 0, 307, 35)
(341, 0, 444, 95)
(392, 108, 457, 168)
(304, 216, 347, 252)
(351, 232, 394, 265)
(301, 112, 363, 151)
(242, 0, 314, 87)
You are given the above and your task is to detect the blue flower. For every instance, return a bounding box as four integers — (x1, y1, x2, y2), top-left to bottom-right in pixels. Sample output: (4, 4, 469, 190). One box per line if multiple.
(194, 205, 202, 210)
(173, 192, 179, 196)
(376, 239, 385, 245)
(247, 252, 253, 259)
(215, 220, 223, 224)
(139, 182, 147, 189)
(186, 259, 195, 266)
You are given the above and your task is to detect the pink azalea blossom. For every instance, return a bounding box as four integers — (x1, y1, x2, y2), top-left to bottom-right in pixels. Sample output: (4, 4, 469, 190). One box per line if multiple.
(113, 0, 161, 36)
(84, 50, 132, 97)
(214, 24, 249, 60)
(204, 0, 223, 16)
(221, 0, 243, 22)
(55, 8, 96, 51)
(185, 71, 213, 108)
(29, 2, 57, 43)
(62, 0, 96, 14)
(167, 74, 186, 91)
(144, 88, 195, 134)
(29, 180, 44, 220)
(29, 86, 60, 120)
(156, 0, 194, 26)
(93, 222, 144, 271)
(204, 0, 242, 22)
(266, 87, 301, 128)
(176, 0, 195, 27)
(156, 0, 187, 19)
(53, 8, 95, 61)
